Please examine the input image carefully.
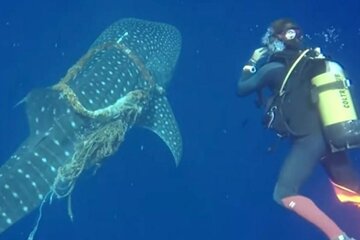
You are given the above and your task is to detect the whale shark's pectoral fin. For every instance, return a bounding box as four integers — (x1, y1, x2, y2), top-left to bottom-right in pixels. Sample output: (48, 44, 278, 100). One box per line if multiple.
(25, 88, 73, 137)
(137, 95, 182, 166)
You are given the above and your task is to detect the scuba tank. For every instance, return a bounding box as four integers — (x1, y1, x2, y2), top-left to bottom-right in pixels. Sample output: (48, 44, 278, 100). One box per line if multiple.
(311, 54, 360, 152)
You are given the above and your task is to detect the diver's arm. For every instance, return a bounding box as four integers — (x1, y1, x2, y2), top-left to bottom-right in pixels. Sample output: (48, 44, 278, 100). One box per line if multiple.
(237, 62, 285, 96)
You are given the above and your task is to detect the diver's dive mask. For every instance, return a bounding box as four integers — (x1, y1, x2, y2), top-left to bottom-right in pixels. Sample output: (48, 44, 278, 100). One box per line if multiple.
(279, 28, 302, 41)
(262, 27, 303, 54)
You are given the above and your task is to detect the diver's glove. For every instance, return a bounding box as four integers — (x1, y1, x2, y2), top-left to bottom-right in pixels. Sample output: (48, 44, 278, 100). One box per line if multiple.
(243, 47, 269, 74)
(249, 47, 268, 65)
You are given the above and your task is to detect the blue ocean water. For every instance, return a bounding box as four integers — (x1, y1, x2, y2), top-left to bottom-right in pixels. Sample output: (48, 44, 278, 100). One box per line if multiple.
(0, 0, 359, 239)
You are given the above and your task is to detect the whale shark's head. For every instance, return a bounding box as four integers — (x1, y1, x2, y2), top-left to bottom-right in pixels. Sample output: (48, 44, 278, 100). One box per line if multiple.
(91, 18, 182, 88)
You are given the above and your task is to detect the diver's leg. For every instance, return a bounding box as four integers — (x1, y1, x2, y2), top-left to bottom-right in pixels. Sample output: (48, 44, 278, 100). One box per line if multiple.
(273, 132, 345, 239)
(322, 151, 360, 206)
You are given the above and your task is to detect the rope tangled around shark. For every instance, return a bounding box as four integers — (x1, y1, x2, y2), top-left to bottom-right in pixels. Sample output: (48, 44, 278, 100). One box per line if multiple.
(52, 94, 142, 199)
(52, 41, 155, 119)
(48, 41, 155, 199)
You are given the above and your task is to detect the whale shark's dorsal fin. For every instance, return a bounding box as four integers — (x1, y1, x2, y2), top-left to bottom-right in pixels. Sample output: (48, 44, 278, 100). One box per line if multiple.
(25, 88, 59, 137)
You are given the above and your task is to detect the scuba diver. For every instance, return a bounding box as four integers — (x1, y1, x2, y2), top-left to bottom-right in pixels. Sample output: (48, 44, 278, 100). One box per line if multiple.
(237, 18, 360, 240)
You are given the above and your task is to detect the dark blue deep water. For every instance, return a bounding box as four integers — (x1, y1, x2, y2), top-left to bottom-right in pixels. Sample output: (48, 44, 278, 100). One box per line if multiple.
(0, 0, 359, 239)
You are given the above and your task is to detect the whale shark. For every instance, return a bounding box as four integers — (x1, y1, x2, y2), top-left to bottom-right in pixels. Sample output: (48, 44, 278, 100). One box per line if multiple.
(0, 18, 182, 235)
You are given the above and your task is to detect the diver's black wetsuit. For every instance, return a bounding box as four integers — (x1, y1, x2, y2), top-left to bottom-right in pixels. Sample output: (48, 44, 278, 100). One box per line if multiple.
(237, 61, 360, 204)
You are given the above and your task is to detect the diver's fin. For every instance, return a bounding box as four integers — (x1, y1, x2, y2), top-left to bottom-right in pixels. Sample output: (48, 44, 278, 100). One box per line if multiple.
(137, 95, 182, 166)
(330, 180, 360, 208)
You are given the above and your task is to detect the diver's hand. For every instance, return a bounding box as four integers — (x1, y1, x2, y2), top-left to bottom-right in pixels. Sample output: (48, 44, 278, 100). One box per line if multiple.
(249, 47, 268, 64)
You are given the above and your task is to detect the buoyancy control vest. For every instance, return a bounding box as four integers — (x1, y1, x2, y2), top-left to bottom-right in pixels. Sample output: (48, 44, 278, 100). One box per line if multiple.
(264, 49, 321, 137)
(264, 48, 360, 152)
